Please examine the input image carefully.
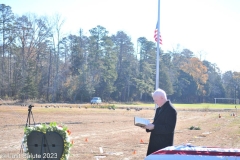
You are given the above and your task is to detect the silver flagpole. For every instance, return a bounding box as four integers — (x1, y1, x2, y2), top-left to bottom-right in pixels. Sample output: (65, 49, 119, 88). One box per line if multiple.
(155, 0, 160, 110)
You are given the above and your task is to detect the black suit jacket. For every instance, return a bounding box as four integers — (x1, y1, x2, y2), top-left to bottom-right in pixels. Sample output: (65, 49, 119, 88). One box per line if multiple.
(146, 100, 177, 156)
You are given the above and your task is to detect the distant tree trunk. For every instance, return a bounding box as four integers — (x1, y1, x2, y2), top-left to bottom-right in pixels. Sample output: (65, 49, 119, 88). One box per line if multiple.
(47, 50, 52, 102)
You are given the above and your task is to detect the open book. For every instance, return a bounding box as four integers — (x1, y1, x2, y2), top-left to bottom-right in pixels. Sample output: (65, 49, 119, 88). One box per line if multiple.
(134, 116, 150, 127)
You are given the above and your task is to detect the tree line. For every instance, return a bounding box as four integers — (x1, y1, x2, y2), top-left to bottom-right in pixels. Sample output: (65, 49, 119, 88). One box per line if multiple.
(0, 4, 239, 103)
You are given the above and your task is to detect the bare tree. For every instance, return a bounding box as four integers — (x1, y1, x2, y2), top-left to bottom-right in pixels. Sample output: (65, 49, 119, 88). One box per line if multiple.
(51, 13, 65, 101)
(0, 4, 14, 97)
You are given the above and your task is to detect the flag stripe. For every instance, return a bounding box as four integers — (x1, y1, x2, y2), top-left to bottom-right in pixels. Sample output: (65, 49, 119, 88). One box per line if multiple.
(154, 22, 162, 45)
(145, 145, 240, 160)
(152, 149, 240, 156)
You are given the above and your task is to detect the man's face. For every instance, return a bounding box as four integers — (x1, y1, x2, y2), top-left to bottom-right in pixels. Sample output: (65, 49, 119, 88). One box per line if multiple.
(153, 95, 162, 107)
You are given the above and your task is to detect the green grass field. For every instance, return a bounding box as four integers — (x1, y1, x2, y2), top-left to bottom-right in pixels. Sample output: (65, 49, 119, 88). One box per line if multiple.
(114, 102, 239, 109)
(174, 103, 238, 109)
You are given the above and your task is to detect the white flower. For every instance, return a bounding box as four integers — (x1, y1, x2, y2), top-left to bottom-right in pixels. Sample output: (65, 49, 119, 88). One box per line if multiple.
(35, 124, 42, 128)
(23, 143, 27, 152)
(66, 136, 70, 142)
(57, 126, 63, 130)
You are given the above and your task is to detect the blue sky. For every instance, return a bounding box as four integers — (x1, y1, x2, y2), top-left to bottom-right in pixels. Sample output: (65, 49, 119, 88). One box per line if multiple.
(2, 0, 240, 73)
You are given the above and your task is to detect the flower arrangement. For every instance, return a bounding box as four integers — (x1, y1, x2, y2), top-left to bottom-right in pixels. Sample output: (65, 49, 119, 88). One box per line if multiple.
(22, 122, 73, 160)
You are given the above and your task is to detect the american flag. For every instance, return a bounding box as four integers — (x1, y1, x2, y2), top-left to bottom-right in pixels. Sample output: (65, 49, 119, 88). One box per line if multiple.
(154, 22, 162, 45)
(144, 145, 240, 160)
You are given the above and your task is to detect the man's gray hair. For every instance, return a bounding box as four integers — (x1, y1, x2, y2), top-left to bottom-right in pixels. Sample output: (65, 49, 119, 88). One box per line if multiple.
(152, 88, 167, 99)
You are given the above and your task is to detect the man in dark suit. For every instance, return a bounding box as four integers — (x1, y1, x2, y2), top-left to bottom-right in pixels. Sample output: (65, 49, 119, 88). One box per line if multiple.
(142, 88, 177, 156)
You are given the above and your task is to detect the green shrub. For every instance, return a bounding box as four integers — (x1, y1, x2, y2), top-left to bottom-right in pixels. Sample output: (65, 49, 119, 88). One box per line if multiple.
(189, 126, 201, 130)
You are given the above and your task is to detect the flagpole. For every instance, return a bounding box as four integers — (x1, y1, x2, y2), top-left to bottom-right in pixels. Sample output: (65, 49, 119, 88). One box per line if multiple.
(156, 0, 160, 90)
(155, 0, 160, 111)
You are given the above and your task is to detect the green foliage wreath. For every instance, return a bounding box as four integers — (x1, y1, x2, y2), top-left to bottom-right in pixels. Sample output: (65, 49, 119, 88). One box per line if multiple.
(22, 122, 73, 160)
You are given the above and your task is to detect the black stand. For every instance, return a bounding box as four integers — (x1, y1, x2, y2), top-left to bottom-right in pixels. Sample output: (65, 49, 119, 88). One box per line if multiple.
(25, 104, 35, 127)
(21, 104, 36, 154)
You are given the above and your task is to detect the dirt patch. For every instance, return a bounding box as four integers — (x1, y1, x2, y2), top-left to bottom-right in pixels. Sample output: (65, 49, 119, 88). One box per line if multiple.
(0, 105, 239, 160)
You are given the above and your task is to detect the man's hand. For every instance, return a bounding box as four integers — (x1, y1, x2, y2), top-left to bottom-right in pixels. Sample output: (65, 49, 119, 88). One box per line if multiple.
(144, 123, 154, 130)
